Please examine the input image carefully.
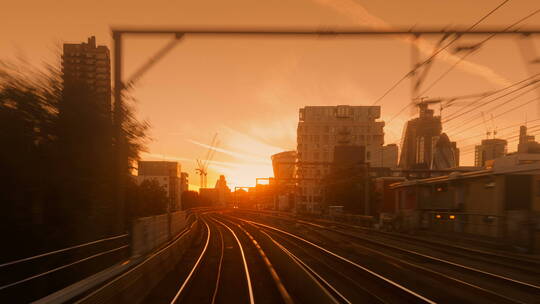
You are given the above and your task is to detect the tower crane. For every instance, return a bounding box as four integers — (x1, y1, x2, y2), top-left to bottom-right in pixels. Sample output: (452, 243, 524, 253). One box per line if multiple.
(414, 91, 493, 118)
(196, 133, 219, 189)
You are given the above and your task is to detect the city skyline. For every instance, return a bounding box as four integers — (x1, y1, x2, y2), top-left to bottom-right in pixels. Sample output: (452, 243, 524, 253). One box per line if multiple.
(2, 0, 539, 188)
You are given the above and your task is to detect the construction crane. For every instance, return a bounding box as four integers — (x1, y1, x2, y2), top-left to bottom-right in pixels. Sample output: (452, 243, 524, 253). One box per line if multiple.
(196, 133, 219, 189)
(413, 91, 493, 118)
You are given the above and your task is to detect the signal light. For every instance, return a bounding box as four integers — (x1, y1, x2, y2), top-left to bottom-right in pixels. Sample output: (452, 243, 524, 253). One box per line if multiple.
(435, 214, 442, 219)
(449, 215, 456, 220)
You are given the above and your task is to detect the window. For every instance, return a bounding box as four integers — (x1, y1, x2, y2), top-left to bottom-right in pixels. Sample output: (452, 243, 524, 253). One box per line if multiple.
(434, 184, 448, 192)
(336, 105, 350, 118)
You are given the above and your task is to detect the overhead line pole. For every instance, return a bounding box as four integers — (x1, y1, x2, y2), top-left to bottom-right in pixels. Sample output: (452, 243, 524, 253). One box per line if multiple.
(111, 26, 540, 230)
(111, 28, 540, 36)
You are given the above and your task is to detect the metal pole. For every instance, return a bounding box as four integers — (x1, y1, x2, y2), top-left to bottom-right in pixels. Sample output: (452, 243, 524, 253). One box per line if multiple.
(113, 31, 125, 233)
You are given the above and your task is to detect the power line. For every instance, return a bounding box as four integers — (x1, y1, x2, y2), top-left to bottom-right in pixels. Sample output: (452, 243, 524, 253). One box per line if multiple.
(443, 73, 539, 122)
(444, 80, 539, 132)
(419, 7, 540, 95)
(420, 9, 540, 95)
(446, 86, 539, 136)
(455, 118, 540, 142)
(458, 123, 540, 151)
(371, 0, 512, 106)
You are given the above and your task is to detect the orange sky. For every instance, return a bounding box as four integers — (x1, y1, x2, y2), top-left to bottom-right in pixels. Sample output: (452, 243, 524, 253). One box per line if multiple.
(2, 0, 540, 189)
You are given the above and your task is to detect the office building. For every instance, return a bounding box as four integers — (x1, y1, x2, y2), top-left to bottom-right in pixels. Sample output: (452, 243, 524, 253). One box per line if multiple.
(518, 125, 540, 154)
(296, 105, 395, 213)
(137, 161, 182, 210)
(475, 138, 507, 167)
(399, 103, 459, 170)
(180, 172, 189, 194)
(62, 36, 111, 112)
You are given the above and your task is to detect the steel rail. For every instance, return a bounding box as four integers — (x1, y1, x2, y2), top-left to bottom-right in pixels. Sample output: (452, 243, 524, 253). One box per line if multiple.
(216, 216, 296, 304)
(272, 213, 540, 290)
(170, 219, 211, 304)
(75, 220, 196, 304)
(244, 214, 532, 303)
(356, 228, 540, 275)
(0, 245, 129, 291)
(251, 224, 349, 304)
(305, 227, 526, 304)
(323, 226, 540, 293)
(241, 209, 540, 272)
(238, 218, 436, 304)
(211, 217, 255, 304)
(0, 234, 128, 268)
(210, 221, 225, 304)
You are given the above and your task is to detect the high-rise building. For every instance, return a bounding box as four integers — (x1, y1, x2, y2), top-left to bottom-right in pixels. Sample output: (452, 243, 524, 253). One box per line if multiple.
(271, 151, 297, 181)
(432, 133, 459, 169)
(215, 175, 231, 207)
(62, 36, 111, 112)
(399, 103, 459, 170)
(296, 105, 396, 213)
(180, 172, 189, 194)
(474, 138, 507, 167)
(272, 151, 298, 211)
(517, 125, 540, 154)
(137, 161, 182, 210)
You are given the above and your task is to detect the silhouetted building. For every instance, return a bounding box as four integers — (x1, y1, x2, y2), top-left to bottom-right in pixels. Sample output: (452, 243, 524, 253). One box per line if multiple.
(432, 133, 459, 170)
(296, 105, 396, 213)
(271, 151, 296, 181)
(271, 151, 297, 211)
(475, 138, 507, 167)
(137, 161, 182, 210)
(180, 172, 189, 194)
(199, 188, 218, 206)
(323, 145, 370, 214)
(215, 175, 230, 207)
(62, 36, 111, 112)
(518, 125, 540, 154)
(333, 145, 365, 166)
(399, 104, 459, 170)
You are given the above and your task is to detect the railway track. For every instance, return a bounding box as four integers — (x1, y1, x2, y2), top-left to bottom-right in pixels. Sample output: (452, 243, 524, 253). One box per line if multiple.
(222, 215, 437, 304)
(228, 213, 540, 304)
(237, 210, 540, 279)
(167, 215, 255, 304)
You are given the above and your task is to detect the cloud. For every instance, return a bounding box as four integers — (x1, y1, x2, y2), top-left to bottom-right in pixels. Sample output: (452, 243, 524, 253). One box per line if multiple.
(140, 152, 194, 163)
(187, 138, 271, 164)
(311, 0, 511, 87)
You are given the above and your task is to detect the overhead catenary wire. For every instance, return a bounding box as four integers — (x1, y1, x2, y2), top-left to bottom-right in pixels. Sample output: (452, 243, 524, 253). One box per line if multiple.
(458, 124, 540, 156)
(455, 118, 540, 142)
(444, 83, 540, 134)
(372, 1, 512, 106)
(418, 7, 540, 96)
(458, 123, 540, 151)
(381, 0, 512, 122)
(442, 73, 540, 123)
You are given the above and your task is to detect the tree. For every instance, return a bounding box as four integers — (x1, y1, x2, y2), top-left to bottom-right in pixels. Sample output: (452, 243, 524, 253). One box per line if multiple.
(0, 60, 149, 257)
(181, 190, 201, 210)
(126, 179, 168, 217)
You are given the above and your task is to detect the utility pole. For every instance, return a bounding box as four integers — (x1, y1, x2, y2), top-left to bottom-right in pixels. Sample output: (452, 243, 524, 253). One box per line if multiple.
(113, 31, 126, 234)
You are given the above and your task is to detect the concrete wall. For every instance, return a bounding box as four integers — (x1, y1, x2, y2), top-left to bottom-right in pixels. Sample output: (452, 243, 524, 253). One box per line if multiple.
(78, 219, 198, 304)
(131, 211, 187, 257)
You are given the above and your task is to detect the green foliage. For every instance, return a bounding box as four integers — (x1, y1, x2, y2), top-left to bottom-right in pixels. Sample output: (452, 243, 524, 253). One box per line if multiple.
(126, 179, 168, 217)
(0, 60, 149, 256)
(181, 190, 202, 209)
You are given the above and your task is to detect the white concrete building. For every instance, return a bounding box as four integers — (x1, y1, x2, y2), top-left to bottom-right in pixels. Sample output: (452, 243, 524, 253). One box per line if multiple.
(137, 161, 182, 211)
(296, 105, 397, 213)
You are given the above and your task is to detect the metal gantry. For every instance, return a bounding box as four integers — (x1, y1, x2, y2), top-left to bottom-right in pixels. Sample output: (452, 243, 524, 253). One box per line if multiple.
(112, 26, 540, 230)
